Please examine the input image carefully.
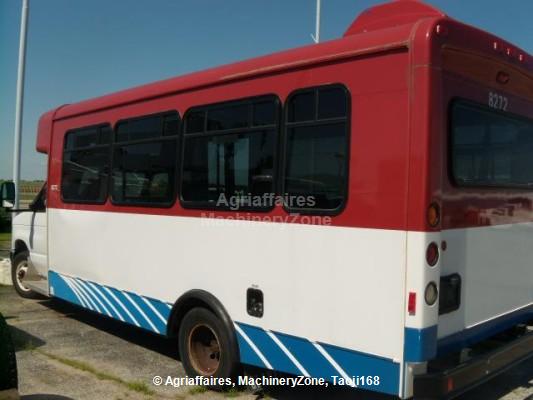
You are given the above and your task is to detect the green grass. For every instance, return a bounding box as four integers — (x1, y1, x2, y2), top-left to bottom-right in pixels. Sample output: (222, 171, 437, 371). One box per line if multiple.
(224, 388, 241, 398)
(36, 350, 155, 396)
(0, 232, 11, 241)
(188, 386, 208, 395)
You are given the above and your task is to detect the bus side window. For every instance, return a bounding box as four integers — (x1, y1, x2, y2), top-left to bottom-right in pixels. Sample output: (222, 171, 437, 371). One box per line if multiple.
(283, 85, 350, 214)
(181, 95, 279, 211)
(111, 112, 180, 206)
(62, 124, 111, 204)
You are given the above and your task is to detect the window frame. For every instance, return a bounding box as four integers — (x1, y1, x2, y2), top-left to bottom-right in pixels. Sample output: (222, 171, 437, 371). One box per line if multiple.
(281, 84, 351, 216)
(110, 110, 181, 208)
(179, 94, 281, 212)
(448, 98, 533, 191)
(61, 123, 113, 205)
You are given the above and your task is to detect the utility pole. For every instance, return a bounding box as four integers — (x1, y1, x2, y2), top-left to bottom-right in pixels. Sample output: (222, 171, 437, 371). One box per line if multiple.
(13, 0, 29, 209)
(311, 0, 321, 43)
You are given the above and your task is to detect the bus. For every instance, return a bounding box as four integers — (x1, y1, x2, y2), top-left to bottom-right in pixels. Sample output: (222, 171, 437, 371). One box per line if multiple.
(1, 1, 532, 398)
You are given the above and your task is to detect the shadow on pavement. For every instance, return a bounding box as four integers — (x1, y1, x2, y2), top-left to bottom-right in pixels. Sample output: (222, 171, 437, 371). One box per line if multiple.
(41, 298, 178, 359)
(454, 356, 533, 400)
(9, 325, 46, 352)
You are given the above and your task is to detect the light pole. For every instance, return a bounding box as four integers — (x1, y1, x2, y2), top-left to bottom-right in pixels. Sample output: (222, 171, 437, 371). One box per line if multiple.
(13, 0, 29, 209)
(311, 0, 321, 43)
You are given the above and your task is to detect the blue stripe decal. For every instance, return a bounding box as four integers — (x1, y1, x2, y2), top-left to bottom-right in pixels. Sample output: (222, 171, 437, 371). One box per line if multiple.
(273, 332, 339, 378)
(49, 271, 171, 334)
(404, 325, 437, 361)
(238, 324, 302, 376)
(50, 271, 401, 395)
(235, 326, 275, 370)
(320, 342, 400, 396)
(235, 322, 400, 396)
(49, 272, 83, 306)
(437, 304, 533, 356)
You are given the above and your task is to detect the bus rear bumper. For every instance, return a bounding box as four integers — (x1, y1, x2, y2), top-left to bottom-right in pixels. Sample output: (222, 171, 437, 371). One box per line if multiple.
(413, 328, 533, 399)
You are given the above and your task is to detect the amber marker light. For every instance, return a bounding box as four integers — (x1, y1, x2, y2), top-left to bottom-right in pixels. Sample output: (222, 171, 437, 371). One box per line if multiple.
(427, 202, 440, 228)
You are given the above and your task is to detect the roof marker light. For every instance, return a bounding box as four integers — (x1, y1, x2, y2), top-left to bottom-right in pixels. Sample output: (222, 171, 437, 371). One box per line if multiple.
(435, 24, 448, 36)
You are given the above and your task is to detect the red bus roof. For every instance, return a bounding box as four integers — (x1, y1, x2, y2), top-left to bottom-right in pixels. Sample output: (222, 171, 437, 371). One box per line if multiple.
(52, 0, 450, 120)
(37, 0, 533, 153)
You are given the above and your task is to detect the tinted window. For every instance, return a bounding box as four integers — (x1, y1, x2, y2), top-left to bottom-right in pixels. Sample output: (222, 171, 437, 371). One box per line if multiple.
(318, 87, 348, 119)
(253, 101, 276, 126)
(116, 115, 162, 142)
(65, 127, 98, 150)
(288, 91, 315, 122)
(185, 111, 205, 133)
(112, 141, 177, 204)
(451, 101, 533, 188)
(163, 114, 179, 136)
(62, 147, 109, 202)
(182, 96, 278, 209)
(100, 125, 112, 144)
(111, 111, 180, 206)
(286, 124, 347, 210)
(182, 130, 275, 205)
(207, 104, 249, 131)
(62, 125, 112, 203)
(284, 85, 349, 212)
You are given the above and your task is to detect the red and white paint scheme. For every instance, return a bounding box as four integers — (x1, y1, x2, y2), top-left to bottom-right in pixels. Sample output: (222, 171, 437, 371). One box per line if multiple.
(5, 1, 532, 398)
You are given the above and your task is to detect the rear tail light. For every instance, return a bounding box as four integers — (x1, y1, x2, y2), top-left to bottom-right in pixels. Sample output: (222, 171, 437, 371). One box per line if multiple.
(425, 282, 439, 305)
(408, 292, 417, 315)
(426, 242, 439, 266)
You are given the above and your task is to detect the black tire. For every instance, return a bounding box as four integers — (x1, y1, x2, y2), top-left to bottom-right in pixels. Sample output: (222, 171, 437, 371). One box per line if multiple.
(0, 312, 18, 391)
(11, 251, 38, 299)
(178, 307, 240, 388)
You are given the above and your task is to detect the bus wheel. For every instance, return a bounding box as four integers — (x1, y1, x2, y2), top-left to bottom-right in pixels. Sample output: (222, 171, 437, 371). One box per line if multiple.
(11, 251, 38, 299)
(178, 307, 239, 388)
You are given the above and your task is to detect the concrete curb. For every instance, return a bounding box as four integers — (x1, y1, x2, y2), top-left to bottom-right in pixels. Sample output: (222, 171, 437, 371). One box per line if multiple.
(0, 259, 12, 285)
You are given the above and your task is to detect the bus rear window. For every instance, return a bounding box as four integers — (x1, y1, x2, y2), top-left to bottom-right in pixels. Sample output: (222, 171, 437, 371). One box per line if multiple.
(450, 101, 533, 188)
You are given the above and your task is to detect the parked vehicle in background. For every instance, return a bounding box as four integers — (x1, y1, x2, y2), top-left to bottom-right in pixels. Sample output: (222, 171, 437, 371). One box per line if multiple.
(0, 311, 19, 400)
(0, 1, 532, 399)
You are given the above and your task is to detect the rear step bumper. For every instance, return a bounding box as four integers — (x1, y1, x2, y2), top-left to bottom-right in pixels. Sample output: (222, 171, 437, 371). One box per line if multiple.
(413, 328, 533, 399)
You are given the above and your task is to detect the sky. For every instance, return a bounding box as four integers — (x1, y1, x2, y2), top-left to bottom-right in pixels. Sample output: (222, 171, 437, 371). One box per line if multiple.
(1, 0, 533, 180)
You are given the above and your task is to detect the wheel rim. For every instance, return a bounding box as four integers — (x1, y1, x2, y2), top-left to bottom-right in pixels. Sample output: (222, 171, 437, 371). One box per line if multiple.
(188, 323, 221, 376)
(16, 260, 31, 292)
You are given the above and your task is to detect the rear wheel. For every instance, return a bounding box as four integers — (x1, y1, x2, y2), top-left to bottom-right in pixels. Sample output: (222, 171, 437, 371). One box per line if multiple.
(11, 251, 38, 299)
(178, 307, 239, 388)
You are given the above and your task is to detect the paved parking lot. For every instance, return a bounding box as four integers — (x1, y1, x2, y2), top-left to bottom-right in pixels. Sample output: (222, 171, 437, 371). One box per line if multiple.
(0, 284, 531, 400)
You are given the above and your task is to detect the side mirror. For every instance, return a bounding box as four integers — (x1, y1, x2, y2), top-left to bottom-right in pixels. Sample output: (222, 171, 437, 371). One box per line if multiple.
(0, 181, 15, 209)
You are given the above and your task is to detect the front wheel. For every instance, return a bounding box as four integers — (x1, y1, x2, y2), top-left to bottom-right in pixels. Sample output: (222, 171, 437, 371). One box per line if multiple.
(11, 251, 38, 299)
(178, 307, 240, 388)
